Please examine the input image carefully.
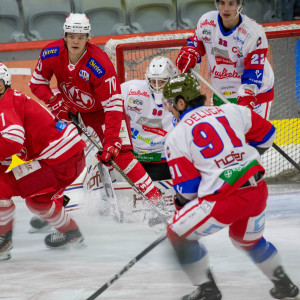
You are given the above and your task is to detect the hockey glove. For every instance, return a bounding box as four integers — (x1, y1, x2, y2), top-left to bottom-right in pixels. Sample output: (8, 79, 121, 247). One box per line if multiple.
(176, 45, 201, 73)
(97, 138, 122, 165)
(45, 93, 74, 122)
(237, 95, 258, 110)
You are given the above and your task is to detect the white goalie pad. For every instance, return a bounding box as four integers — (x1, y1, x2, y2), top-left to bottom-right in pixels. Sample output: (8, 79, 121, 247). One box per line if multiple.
(82, 163, 175, 223)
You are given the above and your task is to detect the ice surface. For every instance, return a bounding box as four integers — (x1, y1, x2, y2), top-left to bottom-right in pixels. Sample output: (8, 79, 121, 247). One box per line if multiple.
(0, 185, 299, 300)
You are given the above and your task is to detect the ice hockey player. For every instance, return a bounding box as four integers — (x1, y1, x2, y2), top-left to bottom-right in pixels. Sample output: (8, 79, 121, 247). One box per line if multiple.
(29, 13, 162, 207)
(176, 0, 274, 120)
(162, 73, 299, 299)
(0, 63, 86, 260)
(122, 56, 178, 181)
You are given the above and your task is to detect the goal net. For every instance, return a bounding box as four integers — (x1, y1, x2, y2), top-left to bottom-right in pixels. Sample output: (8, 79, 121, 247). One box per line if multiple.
(105, 23, 300, 183)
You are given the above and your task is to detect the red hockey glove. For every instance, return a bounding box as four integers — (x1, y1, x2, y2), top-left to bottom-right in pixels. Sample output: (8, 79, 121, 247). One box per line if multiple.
(237, 95, 258, 110)
(45, 93, 74, 122)
(176, 45, 201, 73)
(97, 139, 122, 164)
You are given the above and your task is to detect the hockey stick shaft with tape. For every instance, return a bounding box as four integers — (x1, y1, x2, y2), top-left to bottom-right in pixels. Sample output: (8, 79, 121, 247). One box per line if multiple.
(85, 234, 166, 300)
(69, 112, 122, 221)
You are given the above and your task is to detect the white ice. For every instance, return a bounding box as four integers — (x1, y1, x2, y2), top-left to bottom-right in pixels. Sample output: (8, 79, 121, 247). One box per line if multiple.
(1, 184, 300, 300)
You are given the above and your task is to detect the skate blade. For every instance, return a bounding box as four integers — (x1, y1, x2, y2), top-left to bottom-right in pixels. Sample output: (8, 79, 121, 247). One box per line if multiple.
(46, 238, 86, 250)
(0, 245, 12, 261)
(281, 294, 300, 300)
(28, 224, 52, 234)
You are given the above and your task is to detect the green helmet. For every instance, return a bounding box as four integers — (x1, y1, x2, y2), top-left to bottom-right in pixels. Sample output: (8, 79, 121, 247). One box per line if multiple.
(163, 73, 201, 105)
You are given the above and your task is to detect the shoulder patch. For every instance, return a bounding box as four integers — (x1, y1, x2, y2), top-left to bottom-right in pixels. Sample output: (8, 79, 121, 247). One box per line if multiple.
(41, 47, 60, 60)
(86, 57, 105, 78)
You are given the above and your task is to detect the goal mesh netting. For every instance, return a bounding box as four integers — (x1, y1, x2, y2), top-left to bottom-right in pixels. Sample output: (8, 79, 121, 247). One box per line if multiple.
(105, 23, 300, 183)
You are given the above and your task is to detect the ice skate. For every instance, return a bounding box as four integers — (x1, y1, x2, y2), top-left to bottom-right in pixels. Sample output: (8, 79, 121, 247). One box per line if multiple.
(182, 270, 222, 300)
(29, 216, 52, 233)
(44, 228, 84, 249)
(0, 231, 12, 261)
(270, 266, 299, 299)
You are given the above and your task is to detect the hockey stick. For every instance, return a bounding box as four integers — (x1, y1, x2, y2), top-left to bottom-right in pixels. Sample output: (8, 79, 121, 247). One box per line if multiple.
(85, 234, 166, 300)
(190, 69, 300, 172)
(69, 112, 122, 222)
(69, 112, 171, 226)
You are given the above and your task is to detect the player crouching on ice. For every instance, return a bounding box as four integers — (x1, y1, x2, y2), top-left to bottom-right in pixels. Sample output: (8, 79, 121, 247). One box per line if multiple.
(0, 64, 86, 260)
(162, 73, 299, 300)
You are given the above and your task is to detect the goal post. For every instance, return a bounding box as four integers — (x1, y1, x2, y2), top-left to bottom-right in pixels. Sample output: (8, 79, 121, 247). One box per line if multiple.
(105, 22, 300, 183)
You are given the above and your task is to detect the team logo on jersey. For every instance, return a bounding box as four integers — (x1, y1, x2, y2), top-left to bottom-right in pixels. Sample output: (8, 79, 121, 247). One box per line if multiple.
(60, 82, 95, 109)
(79, 69, 90, 81)
(257, 37, 262, 47)
(86, 57, 105, 78)
(41, 47, 60, 60)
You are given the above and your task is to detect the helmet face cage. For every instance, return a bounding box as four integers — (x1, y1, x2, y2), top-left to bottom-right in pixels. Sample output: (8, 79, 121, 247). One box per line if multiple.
(0, 63, 11, 86)
(163, 73, 201, 107)
(63, 13, 91, 39)
(146, 56, 178, 94)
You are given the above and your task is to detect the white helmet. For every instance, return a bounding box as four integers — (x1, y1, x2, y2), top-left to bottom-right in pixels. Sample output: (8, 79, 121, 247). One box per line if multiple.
(0, 63, 11, 86)
(63, 13, 91, 39)
(146, 56, 178, 96)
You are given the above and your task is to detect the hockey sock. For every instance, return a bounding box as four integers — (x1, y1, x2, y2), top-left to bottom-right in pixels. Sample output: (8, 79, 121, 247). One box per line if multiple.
(26, 196, 78, 233)
(168, 230, 210, 285)
(247, 237, 281, 279)
(0, 200, 15, 235)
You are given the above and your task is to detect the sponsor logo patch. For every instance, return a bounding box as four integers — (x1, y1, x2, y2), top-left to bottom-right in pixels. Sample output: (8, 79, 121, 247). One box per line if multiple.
(86, 57, 105, 78)
(41, 47, 60, 60)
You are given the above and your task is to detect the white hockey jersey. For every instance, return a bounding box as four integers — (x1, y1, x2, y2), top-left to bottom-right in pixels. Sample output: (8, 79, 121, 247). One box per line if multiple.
(190, 11, 274, 103)
(165, 103, 276, 201)
(122, 80, 176, 162)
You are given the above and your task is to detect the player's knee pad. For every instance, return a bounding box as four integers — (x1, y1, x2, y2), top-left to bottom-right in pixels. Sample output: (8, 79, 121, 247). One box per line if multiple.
(230, 236, 259, 251)
(25, 194, 61, 216)
(0, 176, 14, 200)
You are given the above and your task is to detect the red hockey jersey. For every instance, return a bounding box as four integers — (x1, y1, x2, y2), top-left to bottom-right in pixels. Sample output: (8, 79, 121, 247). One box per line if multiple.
(29, 39, 124, 143)
(0, 89, 85, 165)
